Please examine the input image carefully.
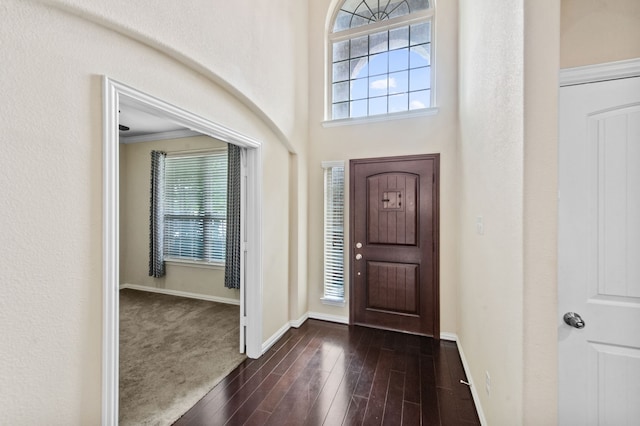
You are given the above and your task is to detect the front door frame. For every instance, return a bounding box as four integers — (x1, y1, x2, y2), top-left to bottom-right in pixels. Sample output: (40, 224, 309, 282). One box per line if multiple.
(349, 153, 440, 337)
(102, 77, 263, 425)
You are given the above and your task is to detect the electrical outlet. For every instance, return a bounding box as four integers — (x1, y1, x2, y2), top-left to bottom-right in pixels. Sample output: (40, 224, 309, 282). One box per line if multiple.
(485, 371, 491, 395)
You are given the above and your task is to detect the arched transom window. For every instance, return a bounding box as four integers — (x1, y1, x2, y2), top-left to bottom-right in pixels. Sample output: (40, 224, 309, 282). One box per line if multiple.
(329, 0, 434, 120)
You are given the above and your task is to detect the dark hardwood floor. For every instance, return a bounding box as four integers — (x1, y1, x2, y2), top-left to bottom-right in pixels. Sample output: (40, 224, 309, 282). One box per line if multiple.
(174, 319, 480, 426)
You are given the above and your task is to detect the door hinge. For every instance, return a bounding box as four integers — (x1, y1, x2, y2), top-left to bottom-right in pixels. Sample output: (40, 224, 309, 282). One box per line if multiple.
(240, 316, 248, 327)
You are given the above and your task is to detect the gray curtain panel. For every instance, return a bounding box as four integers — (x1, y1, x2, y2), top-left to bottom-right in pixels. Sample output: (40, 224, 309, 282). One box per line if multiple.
(149, 150, 166, 278)
(225, 145, 242, 289)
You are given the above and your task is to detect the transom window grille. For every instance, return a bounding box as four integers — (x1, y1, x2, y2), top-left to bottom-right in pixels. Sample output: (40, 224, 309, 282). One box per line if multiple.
(329, 0, 434, 119)
(164, 150, 227, 264)
(323, 162, 345, 301)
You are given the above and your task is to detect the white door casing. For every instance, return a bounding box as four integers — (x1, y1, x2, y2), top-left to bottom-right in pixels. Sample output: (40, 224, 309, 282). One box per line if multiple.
(102, 77, 263, 426)
(559, 72, 640, 425)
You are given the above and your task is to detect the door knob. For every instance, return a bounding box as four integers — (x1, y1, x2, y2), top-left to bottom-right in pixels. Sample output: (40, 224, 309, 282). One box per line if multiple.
(563, 312, 585, 329)
(355, 253, 362, 260)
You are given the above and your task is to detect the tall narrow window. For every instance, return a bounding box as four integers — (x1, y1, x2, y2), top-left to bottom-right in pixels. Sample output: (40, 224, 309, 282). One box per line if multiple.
(164, 150, 228, 264)
(329, 0, 434, 120)
(322, 161, 345, 303)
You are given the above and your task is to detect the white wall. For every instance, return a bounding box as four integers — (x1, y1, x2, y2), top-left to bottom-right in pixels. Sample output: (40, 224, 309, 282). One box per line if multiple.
(307, 0, 460, 334)
(0, 0, 303, 422)
(119, 136, 240, 301)
(458, 0, 525, 423)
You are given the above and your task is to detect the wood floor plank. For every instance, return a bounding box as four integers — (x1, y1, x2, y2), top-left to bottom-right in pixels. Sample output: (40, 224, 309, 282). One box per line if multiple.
(401, 401, 421, 426)
(362, 348, 395, 424)
(342, 395, 368, 426)
(272, 327, 323, 375)
(404, 353, 420, 404)
(264, 367, 330, 425)
(243, 409, 271, 426)
(437, 387, 459, 425)
(353, 330, 384, 398)
(433, 340, 453, 389)
(174, 321, 480, 426)
(175, 322, 317, 425)
(257, 336, 324, 413)
(176, 326, 308, 426)
(345, 325, 373, 374)
(419, 354, 440, 426)
(304, 351, 348, 425)
(382, 370, 405, 425)
(223, 372, 281, 426)
(321, 368, 362, 426)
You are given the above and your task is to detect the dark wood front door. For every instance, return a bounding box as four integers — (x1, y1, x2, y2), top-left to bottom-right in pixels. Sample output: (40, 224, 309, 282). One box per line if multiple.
(350, 154, 439, 337)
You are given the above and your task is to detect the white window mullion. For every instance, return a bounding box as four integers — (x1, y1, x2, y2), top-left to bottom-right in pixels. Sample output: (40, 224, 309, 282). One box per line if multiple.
(322, 161, 345, 303)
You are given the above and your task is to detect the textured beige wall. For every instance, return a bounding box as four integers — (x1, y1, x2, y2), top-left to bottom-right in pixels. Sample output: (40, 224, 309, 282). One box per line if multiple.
(119, 136, 240, 301)
(561, 0, 640, 67)
(458, 0, 525, 423)
(307, 0, 460, 334)
(39, 0, 309, 149)
(523, 1, 560, 424)
(288, 153, 309, 321)
(0, 0, 301, 422)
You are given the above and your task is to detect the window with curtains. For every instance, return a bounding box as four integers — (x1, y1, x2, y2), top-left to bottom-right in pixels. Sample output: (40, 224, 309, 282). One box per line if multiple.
(322, 161, 345, 304)
(328, 0, 434, 120)
(164, 150, 227, 265)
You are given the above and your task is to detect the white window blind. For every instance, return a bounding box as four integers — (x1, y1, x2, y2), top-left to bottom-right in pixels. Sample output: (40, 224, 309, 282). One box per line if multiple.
(323, 161, 345, 300)
(164, 150, 227, 264)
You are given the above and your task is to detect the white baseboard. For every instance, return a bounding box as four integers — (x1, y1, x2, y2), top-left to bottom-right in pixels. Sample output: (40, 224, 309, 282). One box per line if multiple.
(444, 333, 488, 426)
(261, 311, 349, 354)
(308, 311, 349, 324)
(440, 331, 457, 341)
(290, 313, 309, 328)
(262, 322, 291, 354)
(119, 283, 240, 306)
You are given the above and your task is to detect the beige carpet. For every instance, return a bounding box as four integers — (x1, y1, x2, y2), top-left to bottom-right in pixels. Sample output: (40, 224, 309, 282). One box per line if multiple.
(119, 289, 246, 426)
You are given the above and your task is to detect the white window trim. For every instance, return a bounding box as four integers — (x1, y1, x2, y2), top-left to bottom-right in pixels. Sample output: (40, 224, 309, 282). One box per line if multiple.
(164, 258, 225, 270)
(325, 2, 436, 122)
(321, 296, 347, 307)
(322, 160, 346, 304)
(322, 106, 439, 127)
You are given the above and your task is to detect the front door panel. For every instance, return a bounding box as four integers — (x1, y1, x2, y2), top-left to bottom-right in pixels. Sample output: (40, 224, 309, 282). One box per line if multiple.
(367, 173, 418, 245)
(351, 155, 439, 336)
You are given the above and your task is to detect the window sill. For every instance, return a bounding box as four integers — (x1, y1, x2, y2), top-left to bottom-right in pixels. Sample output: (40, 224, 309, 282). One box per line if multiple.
(322, 107, 439, 128)
(165, 259, 225, 270)
(321, 297, 346, 307)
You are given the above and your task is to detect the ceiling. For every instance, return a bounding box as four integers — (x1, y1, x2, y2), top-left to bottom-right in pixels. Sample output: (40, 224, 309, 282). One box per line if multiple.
(118, 102, 199, 143)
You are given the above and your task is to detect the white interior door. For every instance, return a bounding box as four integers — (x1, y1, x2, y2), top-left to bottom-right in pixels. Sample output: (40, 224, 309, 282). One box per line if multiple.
(559, 75, 640, 425)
